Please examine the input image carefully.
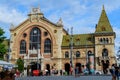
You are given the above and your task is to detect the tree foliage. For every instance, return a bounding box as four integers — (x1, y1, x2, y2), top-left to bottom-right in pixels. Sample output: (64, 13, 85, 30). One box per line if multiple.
(16, 58, 24, 72)
(0, 27, 6, 59)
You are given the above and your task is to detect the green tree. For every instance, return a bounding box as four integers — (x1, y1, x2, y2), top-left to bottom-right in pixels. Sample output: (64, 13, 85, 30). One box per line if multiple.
(0, 27, 6, 59)
(16, 58, 24, 72)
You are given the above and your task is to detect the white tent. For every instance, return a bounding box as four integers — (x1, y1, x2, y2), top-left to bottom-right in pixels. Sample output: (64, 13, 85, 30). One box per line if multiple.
(0, 60, 15, 68)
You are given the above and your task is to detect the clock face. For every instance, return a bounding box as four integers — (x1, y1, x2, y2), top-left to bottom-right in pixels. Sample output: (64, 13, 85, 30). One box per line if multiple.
(34, 30, 37, 34)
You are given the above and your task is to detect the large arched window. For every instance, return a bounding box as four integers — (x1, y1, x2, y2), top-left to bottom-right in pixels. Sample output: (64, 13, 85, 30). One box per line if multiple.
(87, 50, 92, 60)
(76, 51, 80, 58)
(65, 51, 69, 58)
(29, 27, 41, 50)
(20, 40, 26, 54)
(44, 38, 51, 53)
(102, 48, 108, 57)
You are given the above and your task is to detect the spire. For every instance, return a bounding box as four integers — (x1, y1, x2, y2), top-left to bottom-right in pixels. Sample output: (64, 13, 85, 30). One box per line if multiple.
(95, 5, 113, 33)
(102, 5, 105, 10)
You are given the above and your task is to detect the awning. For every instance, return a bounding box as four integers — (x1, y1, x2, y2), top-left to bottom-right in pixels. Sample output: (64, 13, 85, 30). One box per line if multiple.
(0, 60, 15, 67)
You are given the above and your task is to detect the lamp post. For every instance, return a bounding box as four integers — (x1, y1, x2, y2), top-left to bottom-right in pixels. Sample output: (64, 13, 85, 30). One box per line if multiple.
(70, 27, 74, 75)
(37, 42, 40, 70)
(8, 35, 12, 62)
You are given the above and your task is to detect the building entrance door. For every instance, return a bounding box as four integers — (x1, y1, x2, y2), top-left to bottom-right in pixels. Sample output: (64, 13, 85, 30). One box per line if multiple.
(65, 63, 70, 75)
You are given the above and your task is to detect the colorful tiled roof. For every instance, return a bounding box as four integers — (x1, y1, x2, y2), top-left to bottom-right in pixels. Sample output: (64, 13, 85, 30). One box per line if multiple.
(62, 34, 94, 47)
(95, 6, 113, 33)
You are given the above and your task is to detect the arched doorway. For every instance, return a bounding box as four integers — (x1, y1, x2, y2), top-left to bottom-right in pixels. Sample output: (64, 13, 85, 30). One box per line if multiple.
(76, 63, 82, 73)
(30, 62, 41, 76)
(101, 60, 109, 74)
(46, 64, 50, 75)
(64, 63, 70, 75)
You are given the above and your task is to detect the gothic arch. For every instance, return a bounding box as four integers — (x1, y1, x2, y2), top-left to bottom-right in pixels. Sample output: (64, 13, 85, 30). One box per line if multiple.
(15, 23, 57, 55)
(29, 27, 41, 50)
(64, 63, 70, 75)
(102, 48, 108, 57)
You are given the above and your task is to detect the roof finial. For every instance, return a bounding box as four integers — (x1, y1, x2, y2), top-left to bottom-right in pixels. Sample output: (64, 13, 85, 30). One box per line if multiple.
(10, 23, 15, 29)
(57, 17, 63, 26)
(102, 5, 105, 10)
(38, 3, 41, 12)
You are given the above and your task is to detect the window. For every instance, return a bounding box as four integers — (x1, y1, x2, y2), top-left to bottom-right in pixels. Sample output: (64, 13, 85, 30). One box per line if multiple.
(100, 38, 103, 43)
(44, 38, 51, 53)
(102, 27, 106, 31)
(100, 38, 109, 44)
(29, 27, 41, 50)
(102, 48, 108, 57)
(23, 33, 27, 38)
(65, 51, 69, 58)
(76, 51, 80, 58)
(87, 51, 92, 56)
(44, 32, 48, 36)
(106, 38, 109, 43)
(20, 40, 26, 54)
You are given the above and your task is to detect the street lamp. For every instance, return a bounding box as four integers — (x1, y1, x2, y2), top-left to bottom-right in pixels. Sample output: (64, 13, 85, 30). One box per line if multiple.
(37, 43, 40, 70)
(70, 27, 74, 75)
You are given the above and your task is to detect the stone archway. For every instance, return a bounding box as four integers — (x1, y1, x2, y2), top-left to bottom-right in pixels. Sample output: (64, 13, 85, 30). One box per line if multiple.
(30, 62, 41, 76)
(46, 64, 50, 75)
(64, 63, 70, 75)
(76, 63, 82, 73)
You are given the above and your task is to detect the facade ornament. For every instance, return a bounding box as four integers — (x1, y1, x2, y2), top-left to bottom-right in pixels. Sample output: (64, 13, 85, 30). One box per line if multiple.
(10, 23, 15, 30)
(29, 7, 43, 22)
(57, 18, 63, 26)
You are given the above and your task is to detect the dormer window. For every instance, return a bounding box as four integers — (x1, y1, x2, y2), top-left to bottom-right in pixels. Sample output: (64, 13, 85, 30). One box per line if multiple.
(102, 26, 106, 31)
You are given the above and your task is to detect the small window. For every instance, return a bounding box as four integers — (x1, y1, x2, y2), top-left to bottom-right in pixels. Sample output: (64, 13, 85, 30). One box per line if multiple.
(102, 27, 106, 31)
(44, 32, 48, 36)
(76, 51, 80, 58)
(100, 38, 102, 43)
(23, 33, 27, 38)
(65, 51, 69, 58)
(106, 38, 109, 43)
(102, 48, 108, 57)
(54, 30, 57, 33)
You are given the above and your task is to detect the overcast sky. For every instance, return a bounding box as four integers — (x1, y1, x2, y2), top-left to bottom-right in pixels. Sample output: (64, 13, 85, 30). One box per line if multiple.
(0, 0, 120, 54)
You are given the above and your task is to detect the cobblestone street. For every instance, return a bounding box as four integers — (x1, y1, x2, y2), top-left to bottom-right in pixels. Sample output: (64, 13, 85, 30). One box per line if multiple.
(16, 75, 112, 80)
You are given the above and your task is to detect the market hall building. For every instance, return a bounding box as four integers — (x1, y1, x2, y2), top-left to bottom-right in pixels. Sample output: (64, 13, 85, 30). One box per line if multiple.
(9, 6, 116, 75)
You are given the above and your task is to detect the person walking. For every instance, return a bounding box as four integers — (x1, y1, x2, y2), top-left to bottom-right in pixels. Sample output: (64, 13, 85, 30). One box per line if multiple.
(110, 64, 116, 80)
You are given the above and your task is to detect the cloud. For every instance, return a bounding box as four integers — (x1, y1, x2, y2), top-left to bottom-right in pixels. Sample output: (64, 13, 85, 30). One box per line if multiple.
(0, 5, 26, 25)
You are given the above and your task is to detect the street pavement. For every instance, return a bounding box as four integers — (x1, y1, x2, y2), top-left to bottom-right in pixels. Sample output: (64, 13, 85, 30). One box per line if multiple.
(15, 75, 112, 80)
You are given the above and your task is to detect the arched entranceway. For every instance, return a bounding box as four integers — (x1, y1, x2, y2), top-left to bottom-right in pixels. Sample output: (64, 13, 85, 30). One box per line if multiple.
(46, 64, 50, 75)
(64, 63, 70, 75)
(101, 60, 109, 74)
(30, 62, 41, 76)
(76, 63, 82, 73)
